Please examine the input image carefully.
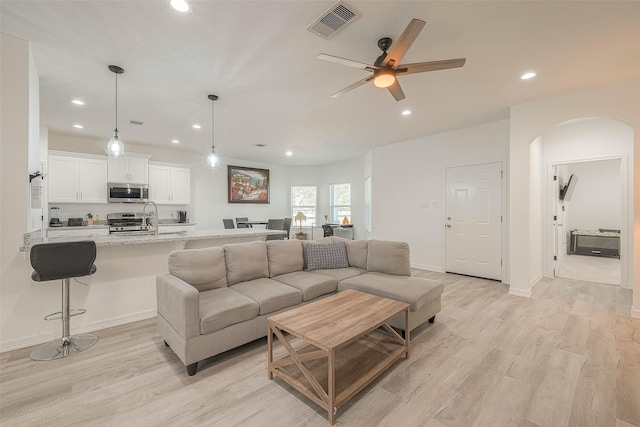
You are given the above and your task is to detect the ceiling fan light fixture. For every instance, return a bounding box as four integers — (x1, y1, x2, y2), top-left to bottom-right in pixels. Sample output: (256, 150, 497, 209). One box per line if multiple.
(169, 0, 192, 13)
(373, 71, 395, 88)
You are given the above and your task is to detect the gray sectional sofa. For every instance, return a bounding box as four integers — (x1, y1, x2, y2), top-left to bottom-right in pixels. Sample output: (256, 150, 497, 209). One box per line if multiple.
(156, 237, 444, 376)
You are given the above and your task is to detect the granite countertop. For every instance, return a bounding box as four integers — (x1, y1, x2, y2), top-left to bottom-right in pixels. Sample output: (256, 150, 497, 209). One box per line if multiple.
(47, 221, 196, 231)
(21, 228, 285, 251)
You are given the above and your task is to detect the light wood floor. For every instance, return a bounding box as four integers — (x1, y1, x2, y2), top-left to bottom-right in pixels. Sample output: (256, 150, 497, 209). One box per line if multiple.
(557, 254, 621, 286)
(1, 272, 639, 427)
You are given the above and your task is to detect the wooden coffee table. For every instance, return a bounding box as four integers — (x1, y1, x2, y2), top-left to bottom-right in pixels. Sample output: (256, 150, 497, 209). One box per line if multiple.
(267, 289, 409, 425)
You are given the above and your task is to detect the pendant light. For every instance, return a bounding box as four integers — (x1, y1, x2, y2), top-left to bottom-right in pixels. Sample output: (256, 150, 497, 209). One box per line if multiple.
(106, 65, 125, 157)
(207, 94, 220, 169)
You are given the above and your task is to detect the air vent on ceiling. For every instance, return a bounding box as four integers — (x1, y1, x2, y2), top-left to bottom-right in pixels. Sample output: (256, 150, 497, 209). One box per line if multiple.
(129, 120, 144, 126)
(306, 1, 360, 39)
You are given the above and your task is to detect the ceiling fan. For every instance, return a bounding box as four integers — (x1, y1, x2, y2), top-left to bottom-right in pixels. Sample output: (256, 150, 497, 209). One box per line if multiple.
(318, 18, 466, 101)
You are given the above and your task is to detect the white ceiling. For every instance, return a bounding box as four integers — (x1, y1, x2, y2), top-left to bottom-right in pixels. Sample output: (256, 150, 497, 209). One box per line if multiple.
(2, 1, 639, 166)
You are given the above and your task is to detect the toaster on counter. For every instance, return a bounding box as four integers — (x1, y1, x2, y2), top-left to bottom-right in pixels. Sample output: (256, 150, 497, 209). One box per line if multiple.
(67, 218, 84, 226)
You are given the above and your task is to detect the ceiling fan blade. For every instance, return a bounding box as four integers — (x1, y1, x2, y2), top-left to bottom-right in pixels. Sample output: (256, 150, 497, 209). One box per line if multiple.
(318, 54, 378, 71)
(387, 79, 405, 101)
(383, 18, 426, 67)
(330, 76, 374, 98)
(397, 58, 467, 75)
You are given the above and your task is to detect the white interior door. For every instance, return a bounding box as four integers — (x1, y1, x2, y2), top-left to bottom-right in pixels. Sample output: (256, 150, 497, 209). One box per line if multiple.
(445, 162, 502, 280)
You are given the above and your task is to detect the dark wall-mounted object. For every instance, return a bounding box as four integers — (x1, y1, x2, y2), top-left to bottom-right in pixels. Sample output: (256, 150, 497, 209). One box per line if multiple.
(559, 174, 578, 201)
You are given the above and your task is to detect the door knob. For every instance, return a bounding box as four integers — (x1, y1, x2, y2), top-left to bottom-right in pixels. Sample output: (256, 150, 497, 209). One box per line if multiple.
(445, 224, 452, 228)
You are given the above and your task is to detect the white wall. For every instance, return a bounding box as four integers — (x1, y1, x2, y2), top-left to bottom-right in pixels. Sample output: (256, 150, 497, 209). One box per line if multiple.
(509, 77, 639, 313)
(529, 137, 543, 284)
(565, 159, 621, 231)
(539, 117, 632, 282)
(371, 119, 509, 273)
(0, 34, 43, 350)
(193, 156, 365, 240)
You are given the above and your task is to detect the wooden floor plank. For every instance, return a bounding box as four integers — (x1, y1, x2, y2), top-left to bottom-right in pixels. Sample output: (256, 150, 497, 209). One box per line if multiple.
(1, 272, 638, 426)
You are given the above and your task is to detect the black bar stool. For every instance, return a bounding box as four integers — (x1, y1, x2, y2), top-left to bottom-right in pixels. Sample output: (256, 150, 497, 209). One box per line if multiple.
(29, 240, 98, 361)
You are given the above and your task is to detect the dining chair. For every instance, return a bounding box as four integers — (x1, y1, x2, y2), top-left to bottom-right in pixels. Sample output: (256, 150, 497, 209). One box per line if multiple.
(282, 217, 292, 239)
(223, 219, 235, 229)
(236, 217, 250, 228)
(266, 219, 285, 240)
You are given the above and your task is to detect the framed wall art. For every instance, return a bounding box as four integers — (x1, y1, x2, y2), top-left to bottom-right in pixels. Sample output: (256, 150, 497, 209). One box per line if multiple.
(228, 165, 270, 204)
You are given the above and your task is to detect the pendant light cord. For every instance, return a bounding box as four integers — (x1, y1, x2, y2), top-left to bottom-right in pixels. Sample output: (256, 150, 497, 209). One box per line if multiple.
(211, 96, 216, 151)
(114, 72, 118, 133)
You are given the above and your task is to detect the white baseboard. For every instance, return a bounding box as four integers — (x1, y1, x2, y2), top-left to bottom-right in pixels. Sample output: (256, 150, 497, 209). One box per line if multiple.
(509, 287, 532, 298)
(411, 263, 444, 273)
(632, 306, 640, 319)
(530, 273, 543, 288)
(0, 309, 157, 353)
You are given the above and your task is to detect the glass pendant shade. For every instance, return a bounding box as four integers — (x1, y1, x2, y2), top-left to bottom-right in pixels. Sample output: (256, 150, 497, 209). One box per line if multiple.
(107, 131, 124, 157)
(107, 65, 125, 157)
(207, 94, 220, 169)
(207, 147, 219, 169)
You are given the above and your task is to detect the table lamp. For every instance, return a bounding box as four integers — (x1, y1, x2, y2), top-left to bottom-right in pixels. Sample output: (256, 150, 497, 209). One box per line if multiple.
(294, 211, 307, 232)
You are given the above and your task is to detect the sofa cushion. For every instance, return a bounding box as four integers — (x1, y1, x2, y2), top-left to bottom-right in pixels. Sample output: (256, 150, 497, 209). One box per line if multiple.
(266, 239, 304, 277)
(199, 288, 260, 334)
(311, 267, 365, 282)
(224, 241, 269, 286)
(230, 278, 303, 315)
(345, 239, 368, 269)
(168, 247, 227, 292)
(271, 271, 338, 301)
(306, 241, 349, 271)
(338, 272, 444, 312)
(366, 240, 411, 276)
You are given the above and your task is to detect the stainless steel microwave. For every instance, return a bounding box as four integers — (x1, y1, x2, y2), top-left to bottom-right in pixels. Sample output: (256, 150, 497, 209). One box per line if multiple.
(108, 183, 149, 203)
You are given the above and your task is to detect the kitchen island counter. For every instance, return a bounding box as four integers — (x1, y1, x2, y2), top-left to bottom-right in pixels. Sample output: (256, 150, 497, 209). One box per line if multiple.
(21, 228, 285, 251)
(8, 227, 286, 353)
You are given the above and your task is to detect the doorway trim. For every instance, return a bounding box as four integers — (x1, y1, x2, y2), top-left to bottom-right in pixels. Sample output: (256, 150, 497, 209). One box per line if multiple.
(443, 161, 506, 282)
(546, 154, 629, 288)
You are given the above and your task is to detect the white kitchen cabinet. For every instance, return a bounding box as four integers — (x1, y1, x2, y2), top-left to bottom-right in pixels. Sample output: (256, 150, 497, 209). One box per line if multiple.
(148, 163, 191, 205)
(108, 155, 149, 184)
(48, 227, 109, 237)
(158, 225, 194, 234)
(49, 153, 108, 203)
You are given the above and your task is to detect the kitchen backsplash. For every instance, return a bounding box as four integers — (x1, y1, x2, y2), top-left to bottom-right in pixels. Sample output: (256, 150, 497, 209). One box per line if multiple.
(47, 203, 191, 225)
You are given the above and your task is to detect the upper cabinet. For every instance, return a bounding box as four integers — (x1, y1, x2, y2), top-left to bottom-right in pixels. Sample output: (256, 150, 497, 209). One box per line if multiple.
(108, 154, 149, 184)
(49, 152, 108, 203)
(148, 163, 191, 205)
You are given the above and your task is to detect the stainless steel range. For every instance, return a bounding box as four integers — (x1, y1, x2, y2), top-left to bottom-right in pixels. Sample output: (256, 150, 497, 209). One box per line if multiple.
(107, 212, 150, 235)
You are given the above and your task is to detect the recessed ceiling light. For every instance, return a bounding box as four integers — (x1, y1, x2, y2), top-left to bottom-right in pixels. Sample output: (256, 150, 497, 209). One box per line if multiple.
(171, 139, 179, 144)
(521, 72, 536, 80)
(402, 110, 412, 116)
(285, 151, 293, 156)
(192, 124, 201, 129)
(169, 0, 192, 13)
(71, 99, 84, 106)
(73, 124, 84, 129)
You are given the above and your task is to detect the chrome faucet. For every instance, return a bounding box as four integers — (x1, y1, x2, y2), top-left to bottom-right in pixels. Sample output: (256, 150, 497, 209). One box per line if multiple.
(143, 201, 158, 236)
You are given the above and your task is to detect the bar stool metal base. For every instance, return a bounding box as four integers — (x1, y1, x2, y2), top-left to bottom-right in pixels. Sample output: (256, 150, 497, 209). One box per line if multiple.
(30, 334, 98, 361)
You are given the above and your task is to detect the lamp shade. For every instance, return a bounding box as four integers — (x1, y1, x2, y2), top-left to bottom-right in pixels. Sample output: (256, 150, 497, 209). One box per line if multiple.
(373, 70, 395, 88)
(106, 132, 124, 157)
(207, 148, 219, 169)
(294, 211, 307, 222)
